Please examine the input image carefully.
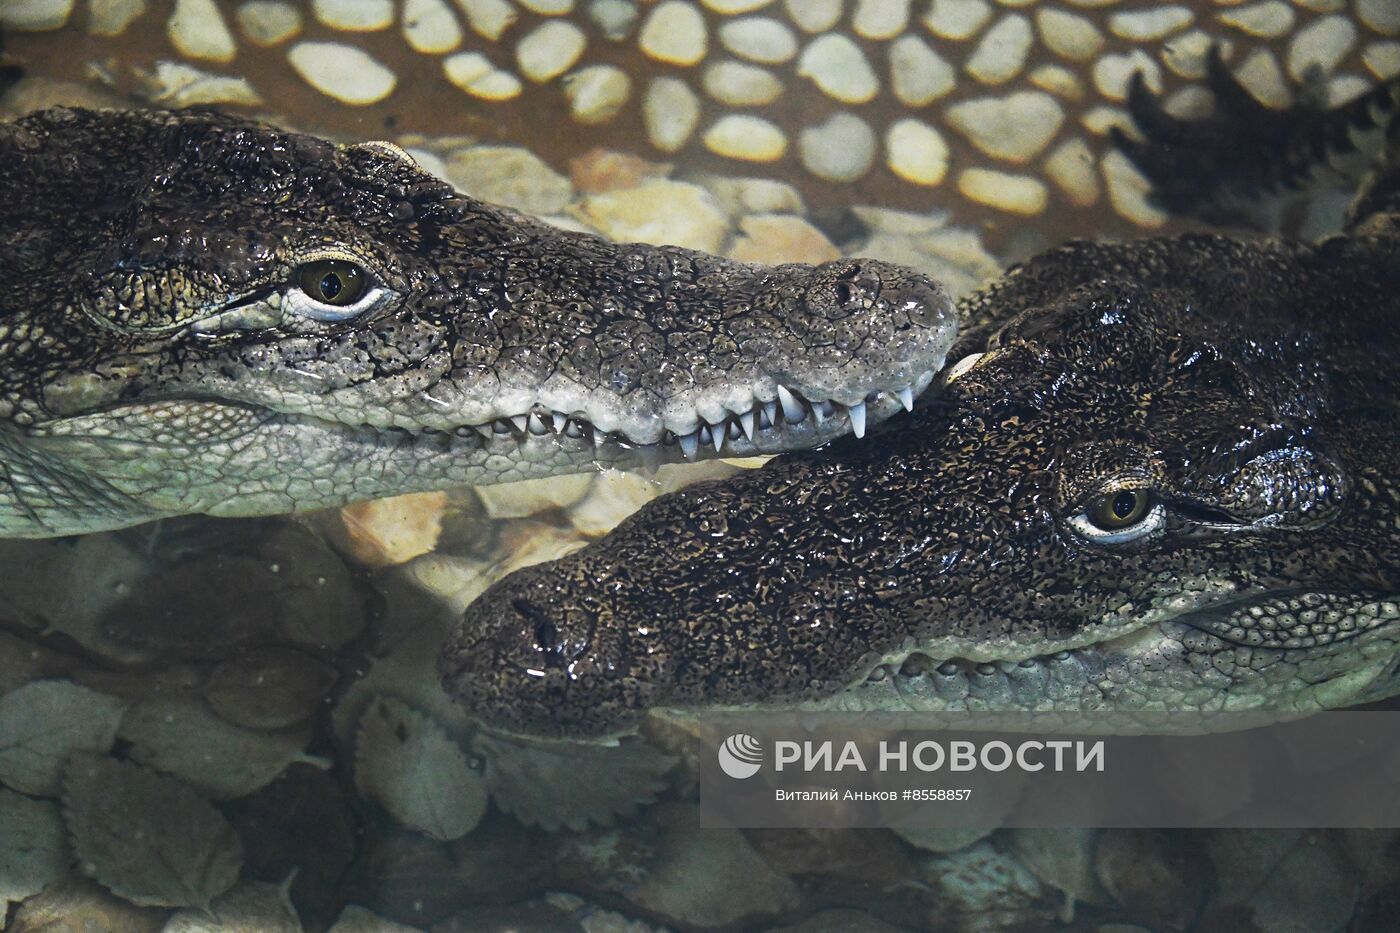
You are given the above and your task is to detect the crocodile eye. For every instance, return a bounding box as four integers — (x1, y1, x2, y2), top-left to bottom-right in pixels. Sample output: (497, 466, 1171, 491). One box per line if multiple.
(1068, 488, 1164, 545)
(1090, 489, 1149, 529)
(297, 259, 366, 306)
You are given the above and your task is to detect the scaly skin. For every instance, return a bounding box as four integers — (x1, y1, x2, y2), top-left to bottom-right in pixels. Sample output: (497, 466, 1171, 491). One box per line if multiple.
(0, 107, 956, 536)
(444, 71, 1400, 738)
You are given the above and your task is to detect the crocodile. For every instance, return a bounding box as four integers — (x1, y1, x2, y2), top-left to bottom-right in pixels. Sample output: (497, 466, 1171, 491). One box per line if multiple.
(0, 107, 956, 537)
(444, 67, 1400, 738)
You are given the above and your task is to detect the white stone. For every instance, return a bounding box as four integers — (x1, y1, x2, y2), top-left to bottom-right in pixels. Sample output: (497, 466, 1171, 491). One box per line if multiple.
(565, 64, 632, 123)
(403, 0, 462, 53)
(1326, 73, 1372, 106)
(168, 0, 237, 61)
(89, 0, 146, 36)
(784, 0, 842, 33)
(1101, 150, 1166, 228)
(798, 112, 876, 181)
(852, 0, 909, 39)
(288, 41, 397, 104)
(1286, 15, 1357, 80)
(1358, 0, 1400, 36)
(1043, 136, 1099, 206)
(569, 471, 663, 537)
(313, 0, 392, 30)
(443, 52, 523, 99)
(1363, 41, 1400, 79)
(644, 77, 702, 151)
(588, 0, 637, 39)
(1035, 9, 1103, 62)
(519, 0, 576, 12)
(1219, 1, 1294, 38)
(1292, 0, 1344, 11)
(1161, 30, 1229, 79)
(885, 119, 949, 186)
(1163, 84, 1215, 118)
(888, 35, 955, 105)
(946, 91, 1065, 163)
(149, 61, 262, 106)
(0, 0, 72, 30)
(966, 14, 1032, 84)
(572, 180, 729, 253)
(1109, 6, 1192, 40)
(1080, 105, 1131, 136)
(703, 114, 789, 160)
(445, 145, 574, 213)
(1029, 64, 1083, 100)
(1235, 48, 1290, 107)
(729, 214, 839, 264)
(477, 474, 594, 519)
(956, 168, 1047, 215)
(640, 1, 708, 65)
(454, 0, 516, 40)
(1092, 49, 1162, 100)
(798, 33, 879, 103)
(704, 60, 784, 105)
(516, 20, 587, 82)
(236, 1, 300, 45)
(719, 17, 798, 63)
(922, 0, 990, 40)
(1064, 0, 1121, 6)
(703, 0, 775, 11)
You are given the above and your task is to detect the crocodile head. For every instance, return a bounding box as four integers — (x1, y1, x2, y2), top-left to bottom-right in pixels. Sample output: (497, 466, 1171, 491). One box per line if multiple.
(444, 235, 1400, 738)
(0, 108, 956, 536)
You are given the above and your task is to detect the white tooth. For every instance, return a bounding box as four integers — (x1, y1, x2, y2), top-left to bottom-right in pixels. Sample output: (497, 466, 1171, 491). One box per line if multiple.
(712, 422, 726, 453)
(739, 410, 755, 441)
(699, 425, 712, 443)
(471, 423, 493, 439)
(494, 419, 514, 434)
(679, 431, 699, 460)
(761, 400, 777, 428)
(896, 386, 914, 412)
(848, 401, 866, 438)
(812, 401, 827, 425)
(527, 413, 550, 435)
(510, 415, 527, 433)
(636, 445, 662, 474)
(777, 385, 805, 423)
(552, 411, 568, 432)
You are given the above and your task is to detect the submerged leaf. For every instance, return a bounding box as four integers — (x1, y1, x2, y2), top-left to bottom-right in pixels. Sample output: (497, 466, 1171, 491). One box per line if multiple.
(0, 787, 68, 906)
(473, 731, 676, 831)
(354, 696, 485, 841)
(62, 755, 243, 909)
(119, 697, 320, 799)
(0, 680, 126, 796)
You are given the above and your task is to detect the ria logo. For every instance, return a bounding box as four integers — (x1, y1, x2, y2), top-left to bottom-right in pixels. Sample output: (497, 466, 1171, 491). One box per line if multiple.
(718, 733, 764, 779)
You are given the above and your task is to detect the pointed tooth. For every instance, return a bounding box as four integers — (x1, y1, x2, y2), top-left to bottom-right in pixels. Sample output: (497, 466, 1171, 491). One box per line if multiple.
(679, 431, 699, 461)
(761, 400, 777, 429)
(738, 410, 755, 441)
(527, 413, 550, 435)
(777, 385, 805, 423)
(493, 419, 514, 434)
(699, 425, 712, 444)
(636, 444, 662, 474)
(713, 421, 726, 453)
(812, 401, 827, 424)
(896, 386, 914, 412)
(552, 411, 568, 432)
(472, 423, 493, 439)
(510, 415, 527, 433)
(564, 419, 585, 439)
(848, 401, 866, 439)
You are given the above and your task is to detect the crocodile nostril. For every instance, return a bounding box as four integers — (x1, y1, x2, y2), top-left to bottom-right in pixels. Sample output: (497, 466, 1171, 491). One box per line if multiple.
(834, 281, 856, 305)
(534, 619, 560, 652)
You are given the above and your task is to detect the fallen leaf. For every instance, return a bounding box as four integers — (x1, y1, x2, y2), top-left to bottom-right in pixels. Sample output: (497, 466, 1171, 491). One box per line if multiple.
(354, 696, 485, 841)
(63, 755, 243, 909)
(0, 680, 125, 796)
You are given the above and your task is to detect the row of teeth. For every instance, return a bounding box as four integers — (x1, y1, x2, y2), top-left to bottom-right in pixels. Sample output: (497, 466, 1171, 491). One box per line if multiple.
(445, 383, 917, 459)
(866, 651, 1078, 682)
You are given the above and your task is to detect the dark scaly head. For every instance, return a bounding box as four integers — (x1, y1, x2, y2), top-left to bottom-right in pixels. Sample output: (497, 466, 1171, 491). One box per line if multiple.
(444, 241, 1400, 738)
(0, 108, 956, 535)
